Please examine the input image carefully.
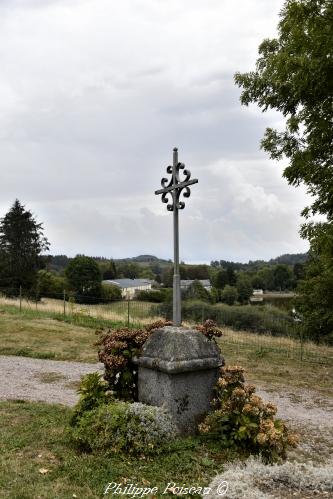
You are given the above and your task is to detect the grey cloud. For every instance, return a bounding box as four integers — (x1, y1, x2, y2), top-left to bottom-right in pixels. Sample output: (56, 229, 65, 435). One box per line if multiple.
(0, 0, 309, 262)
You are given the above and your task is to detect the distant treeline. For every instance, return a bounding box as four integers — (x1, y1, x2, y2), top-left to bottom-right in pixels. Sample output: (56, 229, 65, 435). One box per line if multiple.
(41, 253, 308, 298)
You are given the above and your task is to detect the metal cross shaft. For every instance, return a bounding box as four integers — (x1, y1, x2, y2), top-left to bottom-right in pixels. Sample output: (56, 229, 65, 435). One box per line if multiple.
(155, 148, 198, 326)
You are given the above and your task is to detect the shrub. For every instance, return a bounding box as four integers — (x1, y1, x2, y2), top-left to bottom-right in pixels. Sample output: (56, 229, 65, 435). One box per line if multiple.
(101, 283, 122, 302)
(183, 280, 212, 302)
(70, 372, 113, 426)
(136, 289, 165, 302)
(174, 300, 297, 337)
(199, 365, 298, 463)
(70, 401, 177, 455)
(96, 320, 172, 401)
(221, 285, 238, 305)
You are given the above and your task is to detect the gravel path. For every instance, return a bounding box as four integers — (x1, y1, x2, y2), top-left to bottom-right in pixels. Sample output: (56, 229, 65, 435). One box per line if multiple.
(257, 386, 333, 427)
(0, 355, 103, 406)
(1, 354, 332, 426)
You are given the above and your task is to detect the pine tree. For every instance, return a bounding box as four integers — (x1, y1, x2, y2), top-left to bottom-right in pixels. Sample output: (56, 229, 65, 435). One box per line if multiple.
(0, 200, 49, 293)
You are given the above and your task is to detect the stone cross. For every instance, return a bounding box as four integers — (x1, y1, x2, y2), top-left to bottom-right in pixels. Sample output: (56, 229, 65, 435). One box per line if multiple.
(155, 148, 198, 326)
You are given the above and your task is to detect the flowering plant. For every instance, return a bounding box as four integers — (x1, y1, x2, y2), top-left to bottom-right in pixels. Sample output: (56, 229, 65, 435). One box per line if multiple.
(199, 365, 299, 463)
(95, 320, 171, 401)
(195, 319, 224, 340)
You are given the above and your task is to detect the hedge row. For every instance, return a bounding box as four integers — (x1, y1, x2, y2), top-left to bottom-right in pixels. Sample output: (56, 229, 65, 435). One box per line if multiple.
(156, 300, 298, 337)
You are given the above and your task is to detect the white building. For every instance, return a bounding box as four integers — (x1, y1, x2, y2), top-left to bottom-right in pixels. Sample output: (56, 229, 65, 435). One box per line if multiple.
(180, 279, 212, 291)
(103, 279, 152, 299)
(250, 289, 264, 302)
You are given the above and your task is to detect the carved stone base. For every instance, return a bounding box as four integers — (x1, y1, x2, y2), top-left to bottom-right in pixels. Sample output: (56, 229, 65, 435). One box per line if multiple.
(135, 326, 224, 434)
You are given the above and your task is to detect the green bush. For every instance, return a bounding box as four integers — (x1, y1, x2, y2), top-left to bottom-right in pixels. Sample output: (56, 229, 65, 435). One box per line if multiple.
(136, 289, 165, 302)
(70, 372, 113, 426)
(101, 283, 122, 302)
(171, 300, 297, 337)
(70, 401, 177, 455)
(221, 285, 238, 305)
(183, 280, 212, 302)
(199, 366, 298, 463)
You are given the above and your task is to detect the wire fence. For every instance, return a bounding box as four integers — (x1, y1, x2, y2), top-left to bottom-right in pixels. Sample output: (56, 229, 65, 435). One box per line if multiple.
(0, 287, 332, 366)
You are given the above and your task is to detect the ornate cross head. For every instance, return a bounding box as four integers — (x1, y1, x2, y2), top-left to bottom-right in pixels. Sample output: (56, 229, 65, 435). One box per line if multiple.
(155, 148, 198, 211)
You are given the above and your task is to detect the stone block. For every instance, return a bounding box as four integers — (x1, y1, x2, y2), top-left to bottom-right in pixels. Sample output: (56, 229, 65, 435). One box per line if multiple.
(135, 326, 224, 434)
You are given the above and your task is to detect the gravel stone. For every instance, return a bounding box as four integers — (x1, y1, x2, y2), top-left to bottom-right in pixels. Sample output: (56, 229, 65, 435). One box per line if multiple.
(0, 355, 103, 406)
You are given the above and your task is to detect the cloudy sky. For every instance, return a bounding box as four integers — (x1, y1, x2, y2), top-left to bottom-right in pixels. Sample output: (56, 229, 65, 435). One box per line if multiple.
(0, 0, 309, 263)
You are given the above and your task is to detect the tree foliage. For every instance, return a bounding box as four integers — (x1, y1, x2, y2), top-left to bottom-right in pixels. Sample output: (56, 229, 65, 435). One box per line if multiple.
(296, 223, 333, 342)
(183, 279, 211, 302)
(235, 0, 333, 340)
(235, 0, 333, 220)
(0, 200, 49, 292)
(236, 275, 253, 304)
(221, 285, 238, 305)
(37, 270, 65, 298)
(65, 255, 102, 303)
(273, 264, 293, 291)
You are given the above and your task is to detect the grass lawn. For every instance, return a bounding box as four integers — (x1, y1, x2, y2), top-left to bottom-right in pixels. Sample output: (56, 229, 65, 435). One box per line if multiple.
(0, 400, 229, 499)
(0, 309, 100, 362)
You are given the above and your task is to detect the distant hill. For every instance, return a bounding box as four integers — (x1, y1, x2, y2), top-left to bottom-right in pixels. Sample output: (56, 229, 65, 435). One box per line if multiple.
(124, 255, 170, 263)
(112, 255, 171, 266)
(269, 253, 308, 265)
(213, 252, 308, 270)
(46, 252, 308, 274)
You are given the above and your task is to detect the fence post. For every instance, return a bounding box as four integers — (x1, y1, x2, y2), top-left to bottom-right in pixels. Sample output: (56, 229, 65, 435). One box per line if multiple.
(19, 285, 22, 313)
(63, 290, 66, 317)
(127, 299, 130, 327)
(300, 328, 304, 362)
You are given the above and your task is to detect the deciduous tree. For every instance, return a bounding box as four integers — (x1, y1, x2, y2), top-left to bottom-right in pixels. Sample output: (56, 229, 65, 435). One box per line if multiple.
(235, 0, 333, 221)
(235, 0, 333, 339)
(65, 255, 102, 303)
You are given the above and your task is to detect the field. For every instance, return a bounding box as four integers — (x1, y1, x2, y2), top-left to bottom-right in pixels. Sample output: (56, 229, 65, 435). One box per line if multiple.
(0, 294, 161, 326)
(0, 305, 332, 393)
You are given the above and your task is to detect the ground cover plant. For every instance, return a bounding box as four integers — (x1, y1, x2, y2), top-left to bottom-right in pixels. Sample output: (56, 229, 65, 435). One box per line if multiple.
(70, 401, 178, 456)
(0, 400, 229, 499)
(207, 456, 333, 498)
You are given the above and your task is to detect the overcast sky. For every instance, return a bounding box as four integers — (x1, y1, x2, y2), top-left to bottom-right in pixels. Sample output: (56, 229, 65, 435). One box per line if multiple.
(0, 0, 309, 263)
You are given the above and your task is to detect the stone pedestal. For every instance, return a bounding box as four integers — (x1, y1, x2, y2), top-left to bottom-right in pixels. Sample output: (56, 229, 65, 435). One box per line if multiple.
(135, 326, 224, 434)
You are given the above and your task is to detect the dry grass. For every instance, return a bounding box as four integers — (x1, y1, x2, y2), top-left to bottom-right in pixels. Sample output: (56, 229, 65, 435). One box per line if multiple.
(0, 295, 162, 325)
(218, 329, 333, 396)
